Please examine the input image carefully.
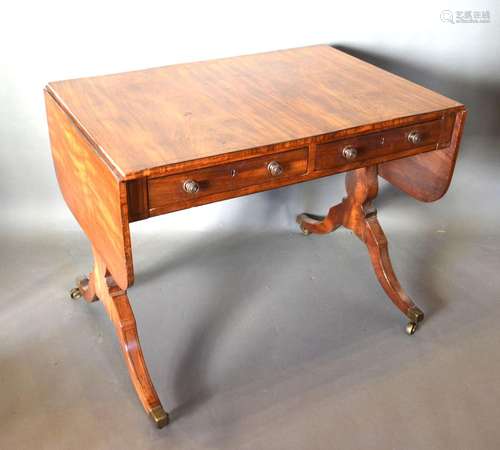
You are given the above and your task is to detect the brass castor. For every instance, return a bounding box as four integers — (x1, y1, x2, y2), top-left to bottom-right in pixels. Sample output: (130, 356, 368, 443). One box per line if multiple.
(70, 287, 82, 300)
(405, 322, 418, 336)
(150, 405, 169, 429)
(301, 226, 311, 236)
(296, 213, 324, 236)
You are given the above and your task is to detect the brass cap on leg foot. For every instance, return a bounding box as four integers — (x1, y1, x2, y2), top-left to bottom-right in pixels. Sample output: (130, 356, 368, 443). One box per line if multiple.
(150, 405, 169, 429)
(406, 306, 424, 324)
(405, 306, 423, 335)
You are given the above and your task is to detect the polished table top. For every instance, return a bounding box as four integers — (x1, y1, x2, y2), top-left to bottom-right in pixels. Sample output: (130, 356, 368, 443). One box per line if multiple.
(45, 45, 466, 428)
(46, 45, 462, 179)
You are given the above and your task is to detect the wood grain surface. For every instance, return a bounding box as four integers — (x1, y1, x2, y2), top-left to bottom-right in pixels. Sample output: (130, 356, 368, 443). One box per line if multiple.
(45, 91, 133, 289)
(46, 45, 463, 180)
(45, 44, 467, 427)
(297, 166, 424, 326)
(126, 111, 463, 219)
(315, 114, 454, 171)
(148, 147, 307, 211)
(89, 246, 168, 427)
(379, 110, 467, 201)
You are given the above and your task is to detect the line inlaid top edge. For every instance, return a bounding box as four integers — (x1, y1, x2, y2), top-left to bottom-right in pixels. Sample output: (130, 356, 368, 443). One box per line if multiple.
(123, 105, 465, 181)
(46, 45, 464, 179)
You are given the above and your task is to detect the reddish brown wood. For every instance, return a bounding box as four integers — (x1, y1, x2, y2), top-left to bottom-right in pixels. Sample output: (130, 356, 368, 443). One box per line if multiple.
(86, 247, 169, 428)
(46, 45, 463, 181)
(297, 166, 424, 325)
(379, 110, 467, 202)
(148, 147, 307, 212)
(45, 45, 467, 427)
(45, 91, 133, 290)
(132, 112, 463, 219)
(76, 274, 98, 302)
(315, 114, 454, 171)
(127, 178, 150, 222)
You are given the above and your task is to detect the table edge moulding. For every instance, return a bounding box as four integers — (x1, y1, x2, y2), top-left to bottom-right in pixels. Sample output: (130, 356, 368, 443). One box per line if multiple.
(44, 44, 467, 428)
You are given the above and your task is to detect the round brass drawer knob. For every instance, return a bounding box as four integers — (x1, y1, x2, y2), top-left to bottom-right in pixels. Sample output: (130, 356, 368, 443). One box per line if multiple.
(267, 161, 283, 176)
(183, 179, 200, 194)
(342, 146, 358, 161)
(408, 131, 421, 145)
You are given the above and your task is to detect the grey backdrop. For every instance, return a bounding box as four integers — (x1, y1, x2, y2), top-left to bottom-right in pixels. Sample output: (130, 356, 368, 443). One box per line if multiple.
(1, 1, 499, 449)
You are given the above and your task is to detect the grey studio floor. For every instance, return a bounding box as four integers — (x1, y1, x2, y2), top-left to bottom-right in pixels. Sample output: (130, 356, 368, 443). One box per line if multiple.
(1, 136, 500, 450)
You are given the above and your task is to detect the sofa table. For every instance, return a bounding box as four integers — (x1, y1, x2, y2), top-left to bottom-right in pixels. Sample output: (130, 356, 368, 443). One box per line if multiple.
(45, 45, 466, 428)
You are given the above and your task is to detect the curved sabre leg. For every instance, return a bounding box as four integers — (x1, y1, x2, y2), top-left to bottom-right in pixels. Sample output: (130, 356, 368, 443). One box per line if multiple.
(363, 214, 424, 334)
(72, 247, 169, 428)
(296, 203, 345, 235)
(297, 166, 424, 334)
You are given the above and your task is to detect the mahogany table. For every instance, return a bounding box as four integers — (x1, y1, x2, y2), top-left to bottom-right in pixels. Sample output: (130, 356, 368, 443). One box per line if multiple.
(45, 45, 466, 428)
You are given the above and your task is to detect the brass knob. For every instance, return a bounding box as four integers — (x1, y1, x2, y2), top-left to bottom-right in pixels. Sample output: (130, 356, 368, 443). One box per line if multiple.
(342, 146, 358, 161)
(408, 131, 421, 145)
(183, 179, 199, 194)
(267, 161, 283, 176)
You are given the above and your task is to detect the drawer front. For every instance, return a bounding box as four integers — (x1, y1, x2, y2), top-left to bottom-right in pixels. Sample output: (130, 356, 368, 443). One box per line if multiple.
(148, 147, 308, 209)
(316, 116, 455, 171)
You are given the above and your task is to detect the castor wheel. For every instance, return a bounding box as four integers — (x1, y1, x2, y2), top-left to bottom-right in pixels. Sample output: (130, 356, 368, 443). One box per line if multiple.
(296, 213, 324, 236)
(405, 322, 418, 335)
(301, 226, 311, 236)
(70, 287, 82, 300)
